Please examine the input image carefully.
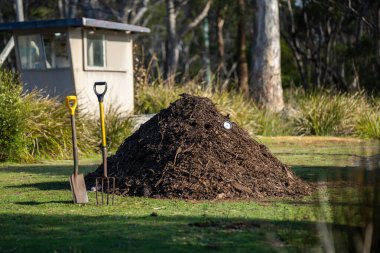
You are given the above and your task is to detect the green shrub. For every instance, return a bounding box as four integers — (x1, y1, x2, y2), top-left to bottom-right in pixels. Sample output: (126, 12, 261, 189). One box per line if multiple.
(22, 91, 133, 160)
(294, 92, 366, 136)
(22, 91, 98, 160)
(1, 70, 134, 161)
(0, 71, 27, 161)
(355, 110, 380, 139)
(135, 84, 188, 114)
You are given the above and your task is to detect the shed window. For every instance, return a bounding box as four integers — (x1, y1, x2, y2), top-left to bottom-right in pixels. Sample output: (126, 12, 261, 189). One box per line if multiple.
(43, 33, 70, 68)
(17, 33, 70, 70)
(86, 33, 105, 67)
(18, 34, 44, 69)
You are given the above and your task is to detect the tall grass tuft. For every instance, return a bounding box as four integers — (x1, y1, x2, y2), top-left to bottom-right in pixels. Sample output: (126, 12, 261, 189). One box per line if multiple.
(22, 92, 134, 160)
(135, 83, 290, 136)
(355, 110, 380, 139)
(22, 91, 98, 161)
(135, 84, 189, 114)
(0, 70, 133, 161)
(294, 91, 367, 136)
(102, 105, 134, 152)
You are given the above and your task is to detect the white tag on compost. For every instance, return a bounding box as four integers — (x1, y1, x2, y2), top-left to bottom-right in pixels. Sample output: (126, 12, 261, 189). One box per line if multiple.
(223, 121, 232, 130)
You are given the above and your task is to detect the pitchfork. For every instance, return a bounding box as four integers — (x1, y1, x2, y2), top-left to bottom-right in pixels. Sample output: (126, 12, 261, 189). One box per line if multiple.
(94, 82, 115, 205)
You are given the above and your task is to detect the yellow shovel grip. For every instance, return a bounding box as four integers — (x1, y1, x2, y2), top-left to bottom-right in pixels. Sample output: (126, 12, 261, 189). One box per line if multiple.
(66, 96, 77, 116)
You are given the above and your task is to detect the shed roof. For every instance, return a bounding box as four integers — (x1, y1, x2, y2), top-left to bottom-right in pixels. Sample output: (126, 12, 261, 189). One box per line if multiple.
(0, 17, 150, 33)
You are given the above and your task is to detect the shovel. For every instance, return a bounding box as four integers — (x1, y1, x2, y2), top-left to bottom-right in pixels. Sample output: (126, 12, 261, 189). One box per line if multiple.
(66, 95, 88, 204)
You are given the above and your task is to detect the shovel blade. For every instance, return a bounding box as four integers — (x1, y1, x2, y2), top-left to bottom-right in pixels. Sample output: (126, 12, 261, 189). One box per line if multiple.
(69, 173, 89, 204)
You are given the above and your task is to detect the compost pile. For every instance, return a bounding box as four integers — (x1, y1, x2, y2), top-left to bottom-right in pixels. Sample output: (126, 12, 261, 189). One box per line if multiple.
(85, 94, 310, 199)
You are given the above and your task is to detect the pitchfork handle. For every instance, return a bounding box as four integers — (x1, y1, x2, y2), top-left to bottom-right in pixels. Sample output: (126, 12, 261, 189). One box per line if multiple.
(93, 82, 107, 102)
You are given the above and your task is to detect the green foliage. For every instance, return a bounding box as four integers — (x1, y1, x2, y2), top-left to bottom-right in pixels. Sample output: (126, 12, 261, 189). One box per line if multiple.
(0, 71, 27, 161)
(135, 83, 290, 136)
(202, 89, 290, 136)
(21, 92, 134, 160)
(136, 85, 380, 138)
(21, 91, 98, 161)
(103, 105, 134, 151)
(135, 84, 187, 114)
(294, 92, 366, 136)
(2, 70, 380, 162)
(0, 70, 133, 161)
(281, 39, 300, 88)
(355, 110, 380, 139)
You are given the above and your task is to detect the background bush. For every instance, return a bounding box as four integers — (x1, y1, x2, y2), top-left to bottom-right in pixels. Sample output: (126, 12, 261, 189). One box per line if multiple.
(293, 92, 367, 136)
(0, 70, 133, 162)
(355, 110, 380, 139)
(102, 105, 133, 151)
(22, 91, 99, 161)
(135, 83, 291, 136)
(1, 70, 379, 162)
(0, 71, 27, 161)
(136, 84, 380, 138)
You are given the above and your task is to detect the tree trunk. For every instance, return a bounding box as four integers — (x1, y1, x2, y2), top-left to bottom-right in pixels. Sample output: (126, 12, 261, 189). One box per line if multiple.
(81, 0, 99, 18)
(250, 0, 284, 112)
(203, 17, 212, 88)
(164, 0, 211, 86)
(216, 5, 226, 86)
(58, 0, 65, 18)
(68, 0, 78, 18)
(237, 0, 249, 96)
(164, 0, 179, 86)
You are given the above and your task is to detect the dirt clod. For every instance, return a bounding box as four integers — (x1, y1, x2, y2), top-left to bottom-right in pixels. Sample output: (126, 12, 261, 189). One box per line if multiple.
(85, 94, 310, 199)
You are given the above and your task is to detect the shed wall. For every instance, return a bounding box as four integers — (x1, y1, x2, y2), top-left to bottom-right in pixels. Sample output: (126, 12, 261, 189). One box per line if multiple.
(68, 27, 134, 116)
(20, 69, 74, 96)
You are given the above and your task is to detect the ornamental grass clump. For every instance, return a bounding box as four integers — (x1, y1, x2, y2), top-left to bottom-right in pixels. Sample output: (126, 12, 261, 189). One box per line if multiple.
(294, 92, 366, 136)
(22, 91, 98, 160)
(0, 70, 133, 161)
(135, 83, 290, 136)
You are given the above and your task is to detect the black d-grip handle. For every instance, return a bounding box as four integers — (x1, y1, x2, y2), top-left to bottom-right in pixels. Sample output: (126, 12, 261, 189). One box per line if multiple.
(93, 82, 107, 102)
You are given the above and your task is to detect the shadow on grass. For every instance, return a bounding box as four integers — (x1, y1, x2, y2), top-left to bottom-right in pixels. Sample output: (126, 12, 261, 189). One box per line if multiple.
(0, 213, 338, 253)
(1, 165, 97, 176)
(7, 181, 70, 191)
(275, 152, 365, 158)
(1, 164, 371, 184)
(291, 165, 372, 182)
(14, 200, 73, 205)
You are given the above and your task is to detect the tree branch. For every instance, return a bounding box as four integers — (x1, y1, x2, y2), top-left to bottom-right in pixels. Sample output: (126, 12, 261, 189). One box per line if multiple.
(131, 0, 150, 25)
(179, 0, 212, 37)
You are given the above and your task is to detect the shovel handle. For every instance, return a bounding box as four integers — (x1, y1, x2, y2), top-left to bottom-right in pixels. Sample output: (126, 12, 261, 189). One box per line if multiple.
(93, 82, 107, 102)
(66, 96, 77, 116)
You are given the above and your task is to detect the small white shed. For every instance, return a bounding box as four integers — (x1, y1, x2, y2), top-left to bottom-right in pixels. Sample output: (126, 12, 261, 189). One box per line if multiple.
(0, 18, 150, 115)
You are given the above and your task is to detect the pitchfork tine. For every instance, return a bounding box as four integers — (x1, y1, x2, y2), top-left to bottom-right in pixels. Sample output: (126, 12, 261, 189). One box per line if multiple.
(95, 176, 115, 205)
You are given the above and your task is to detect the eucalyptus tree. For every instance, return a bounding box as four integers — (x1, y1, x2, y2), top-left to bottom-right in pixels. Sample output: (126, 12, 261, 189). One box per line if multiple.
(250, 0, 284, 112)
(165, 0, 212, 85)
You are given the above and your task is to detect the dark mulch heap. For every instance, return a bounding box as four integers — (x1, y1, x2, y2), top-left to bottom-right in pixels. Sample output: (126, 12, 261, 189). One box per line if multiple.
(85, 94, 310, 199)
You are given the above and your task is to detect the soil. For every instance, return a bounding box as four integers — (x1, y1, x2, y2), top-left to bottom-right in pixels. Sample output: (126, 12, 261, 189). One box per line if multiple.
(85, 94, 311, 199)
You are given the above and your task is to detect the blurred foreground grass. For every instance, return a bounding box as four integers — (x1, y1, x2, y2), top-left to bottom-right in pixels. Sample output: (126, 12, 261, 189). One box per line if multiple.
(0, 137, 378, 253)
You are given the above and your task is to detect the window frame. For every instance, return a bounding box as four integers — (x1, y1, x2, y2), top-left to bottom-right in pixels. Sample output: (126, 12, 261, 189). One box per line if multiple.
(16, 34, 45, 70)
(16, 31, 71, 71)
(42, 32, 71, 69)
(83, 30, 107, 71)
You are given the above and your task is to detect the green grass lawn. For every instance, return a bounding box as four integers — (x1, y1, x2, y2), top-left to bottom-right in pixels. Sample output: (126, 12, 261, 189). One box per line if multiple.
(0, 137, 378, 253)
